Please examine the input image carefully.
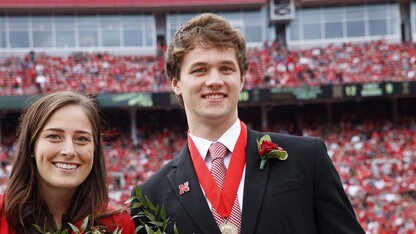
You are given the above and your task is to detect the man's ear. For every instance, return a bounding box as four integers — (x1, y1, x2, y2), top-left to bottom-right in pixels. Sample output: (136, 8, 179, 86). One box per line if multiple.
(171, 78, 182, 95)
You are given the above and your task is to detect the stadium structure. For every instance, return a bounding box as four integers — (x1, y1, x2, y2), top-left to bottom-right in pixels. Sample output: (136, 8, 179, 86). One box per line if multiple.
(0, 0, 413, 55)
(0, 0, 415, 233)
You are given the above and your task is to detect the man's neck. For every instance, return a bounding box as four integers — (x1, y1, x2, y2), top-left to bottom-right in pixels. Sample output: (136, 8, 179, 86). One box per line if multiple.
(188, 117, 238, 141)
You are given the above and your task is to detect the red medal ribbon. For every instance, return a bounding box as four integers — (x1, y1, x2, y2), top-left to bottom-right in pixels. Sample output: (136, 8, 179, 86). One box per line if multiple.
(188, 121, 247, 218)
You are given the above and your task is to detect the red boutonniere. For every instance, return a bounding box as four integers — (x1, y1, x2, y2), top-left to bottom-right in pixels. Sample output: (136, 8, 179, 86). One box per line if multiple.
(257, 135, 288, 170)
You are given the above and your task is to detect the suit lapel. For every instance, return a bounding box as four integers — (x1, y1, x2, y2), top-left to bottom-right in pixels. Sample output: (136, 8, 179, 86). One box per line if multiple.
(166, 129, 268, 233)
(241, 129, 269, 234)
(167, 143, 220, 233)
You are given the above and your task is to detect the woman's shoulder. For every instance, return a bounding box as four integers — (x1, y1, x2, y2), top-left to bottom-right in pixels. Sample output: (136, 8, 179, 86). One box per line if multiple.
(100, 209, 135, 234)
(0, 193, 4, 211)
(0, 194, 14, 234)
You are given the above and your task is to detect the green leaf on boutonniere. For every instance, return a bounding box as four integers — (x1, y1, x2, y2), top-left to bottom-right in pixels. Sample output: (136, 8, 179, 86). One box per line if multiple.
(268, 149, 288, 160)
(257, 135, 272, 147)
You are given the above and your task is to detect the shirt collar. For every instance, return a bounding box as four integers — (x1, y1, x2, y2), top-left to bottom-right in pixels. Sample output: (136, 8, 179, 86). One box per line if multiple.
(189, 119, 241, 161)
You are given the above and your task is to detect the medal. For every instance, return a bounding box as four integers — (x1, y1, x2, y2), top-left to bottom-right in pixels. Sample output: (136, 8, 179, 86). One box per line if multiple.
(219, 219, 238, 234)
(188, 121, 246, 234)
(188, 121, 247, 217)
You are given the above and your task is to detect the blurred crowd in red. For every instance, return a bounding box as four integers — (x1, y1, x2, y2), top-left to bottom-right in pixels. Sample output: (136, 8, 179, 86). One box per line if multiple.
(0, 40, 415, 233)
(1, 110, 415, 233)
(1, 39, 416, 96)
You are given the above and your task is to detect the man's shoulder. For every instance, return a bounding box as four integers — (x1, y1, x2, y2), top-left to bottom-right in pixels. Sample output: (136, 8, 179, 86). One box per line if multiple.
(272, 132, 321, 143)
(250, 128, 322, 143)
(249, 128, 325, 154)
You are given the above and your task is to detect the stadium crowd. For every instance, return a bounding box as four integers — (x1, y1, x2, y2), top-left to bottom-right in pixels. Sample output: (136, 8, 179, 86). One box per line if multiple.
(0, 40, 415, 233)
(1, 104, 415, 234)
(1, 39, 416, 96)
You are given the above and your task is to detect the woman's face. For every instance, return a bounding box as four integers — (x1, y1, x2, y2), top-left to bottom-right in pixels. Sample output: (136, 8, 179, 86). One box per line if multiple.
(34, 104, 94, 194)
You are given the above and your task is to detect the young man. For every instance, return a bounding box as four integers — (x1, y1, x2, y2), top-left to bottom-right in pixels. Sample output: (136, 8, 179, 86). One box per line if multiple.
(131, 13, 365, 234)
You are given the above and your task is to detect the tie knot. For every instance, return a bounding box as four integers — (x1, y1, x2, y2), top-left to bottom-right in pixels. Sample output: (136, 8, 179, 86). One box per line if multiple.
(209, 142, 227, 161)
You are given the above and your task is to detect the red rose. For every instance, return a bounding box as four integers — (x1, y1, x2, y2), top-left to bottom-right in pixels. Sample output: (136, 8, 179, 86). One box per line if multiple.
(258, 140, 279, 156)
(257, 135, 288, 170)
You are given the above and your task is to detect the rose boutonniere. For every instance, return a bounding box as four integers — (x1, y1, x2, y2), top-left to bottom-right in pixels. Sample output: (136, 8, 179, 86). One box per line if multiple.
(257, 135, 288, 170)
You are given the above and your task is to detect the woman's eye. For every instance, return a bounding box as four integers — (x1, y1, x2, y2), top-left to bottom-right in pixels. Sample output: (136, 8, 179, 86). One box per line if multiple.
(76, 136, 91, 143)
(46, 134, 61, 140)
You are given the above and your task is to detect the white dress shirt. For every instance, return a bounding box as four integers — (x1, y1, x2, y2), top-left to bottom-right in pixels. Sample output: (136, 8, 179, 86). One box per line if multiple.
(189, 119, 246, 210)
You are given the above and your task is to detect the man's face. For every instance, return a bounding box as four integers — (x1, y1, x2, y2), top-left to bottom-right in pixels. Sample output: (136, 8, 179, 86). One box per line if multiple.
(171, 44, 243, 131)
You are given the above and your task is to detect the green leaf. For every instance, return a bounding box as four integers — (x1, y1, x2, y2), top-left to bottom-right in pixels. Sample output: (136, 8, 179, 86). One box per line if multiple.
(143, 209, 156, 219)
(268, 150, 288, 160)
(33, 224, 44, 233)
(144, 195, 156, 211)
(112, 227, 123, 234)
(149, 220, 164, 226)
(130, 202, 143, 209)
(160, 204, 166, 220)
(81, 215, 89, 231)
(68, 223, 80, 234)
(131, 185, 177, 233)
(153, 204, 160, 215)
(138, 218, 147, 227)
(135, 226, 143, 233)
(124, 196, 137, 204)
(259, 135, 271, 143)
(135, 186, 143, 200)
(173, 223, 179, 234)
(145, 225, 156, 234)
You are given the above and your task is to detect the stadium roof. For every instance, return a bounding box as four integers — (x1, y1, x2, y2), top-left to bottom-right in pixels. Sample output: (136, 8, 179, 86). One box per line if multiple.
(299, 0, 398, 7)
(0, 0, 266, 12)
(0, 0, 399, 13)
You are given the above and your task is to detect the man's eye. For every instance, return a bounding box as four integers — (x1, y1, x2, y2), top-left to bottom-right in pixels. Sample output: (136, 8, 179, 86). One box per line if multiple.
(192, 68, 206, 73)
(221, 67, 234, 72)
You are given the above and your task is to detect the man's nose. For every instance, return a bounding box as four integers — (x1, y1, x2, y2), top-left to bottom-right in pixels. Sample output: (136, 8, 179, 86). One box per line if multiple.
(206, 70, 224, 87)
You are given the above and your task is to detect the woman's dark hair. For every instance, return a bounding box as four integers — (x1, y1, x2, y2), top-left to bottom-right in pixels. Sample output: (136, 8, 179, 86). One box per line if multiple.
(1, 91, 109, 233)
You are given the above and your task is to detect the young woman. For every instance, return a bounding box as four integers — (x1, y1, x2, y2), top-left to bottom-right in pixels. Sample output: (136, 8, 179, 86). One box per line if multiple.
(0, 91, 135, 233)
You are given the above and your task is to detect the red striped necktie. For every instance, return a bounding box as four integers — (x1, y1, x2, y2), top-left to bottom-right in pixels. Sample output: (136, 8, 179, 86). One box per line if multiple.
(209, 142, 242, 233)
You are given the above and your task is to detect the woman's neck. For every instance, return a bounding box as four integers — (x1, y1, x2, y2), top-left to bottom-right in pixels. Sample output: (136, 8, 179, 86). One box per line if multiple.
(40, 188, 76, 229)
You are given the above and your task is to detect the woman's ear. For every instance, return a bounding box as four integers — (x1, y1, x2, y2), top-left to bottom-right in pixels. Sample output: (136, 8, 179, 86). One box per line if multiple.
(240, 78, 244, 91)
(171, 78, 182, 95)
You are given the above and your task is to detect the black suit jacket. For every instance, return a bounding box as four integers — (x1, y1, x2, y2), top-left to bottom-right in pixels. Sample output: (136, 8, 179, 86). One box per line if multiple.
(131, 128, 365, 234)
